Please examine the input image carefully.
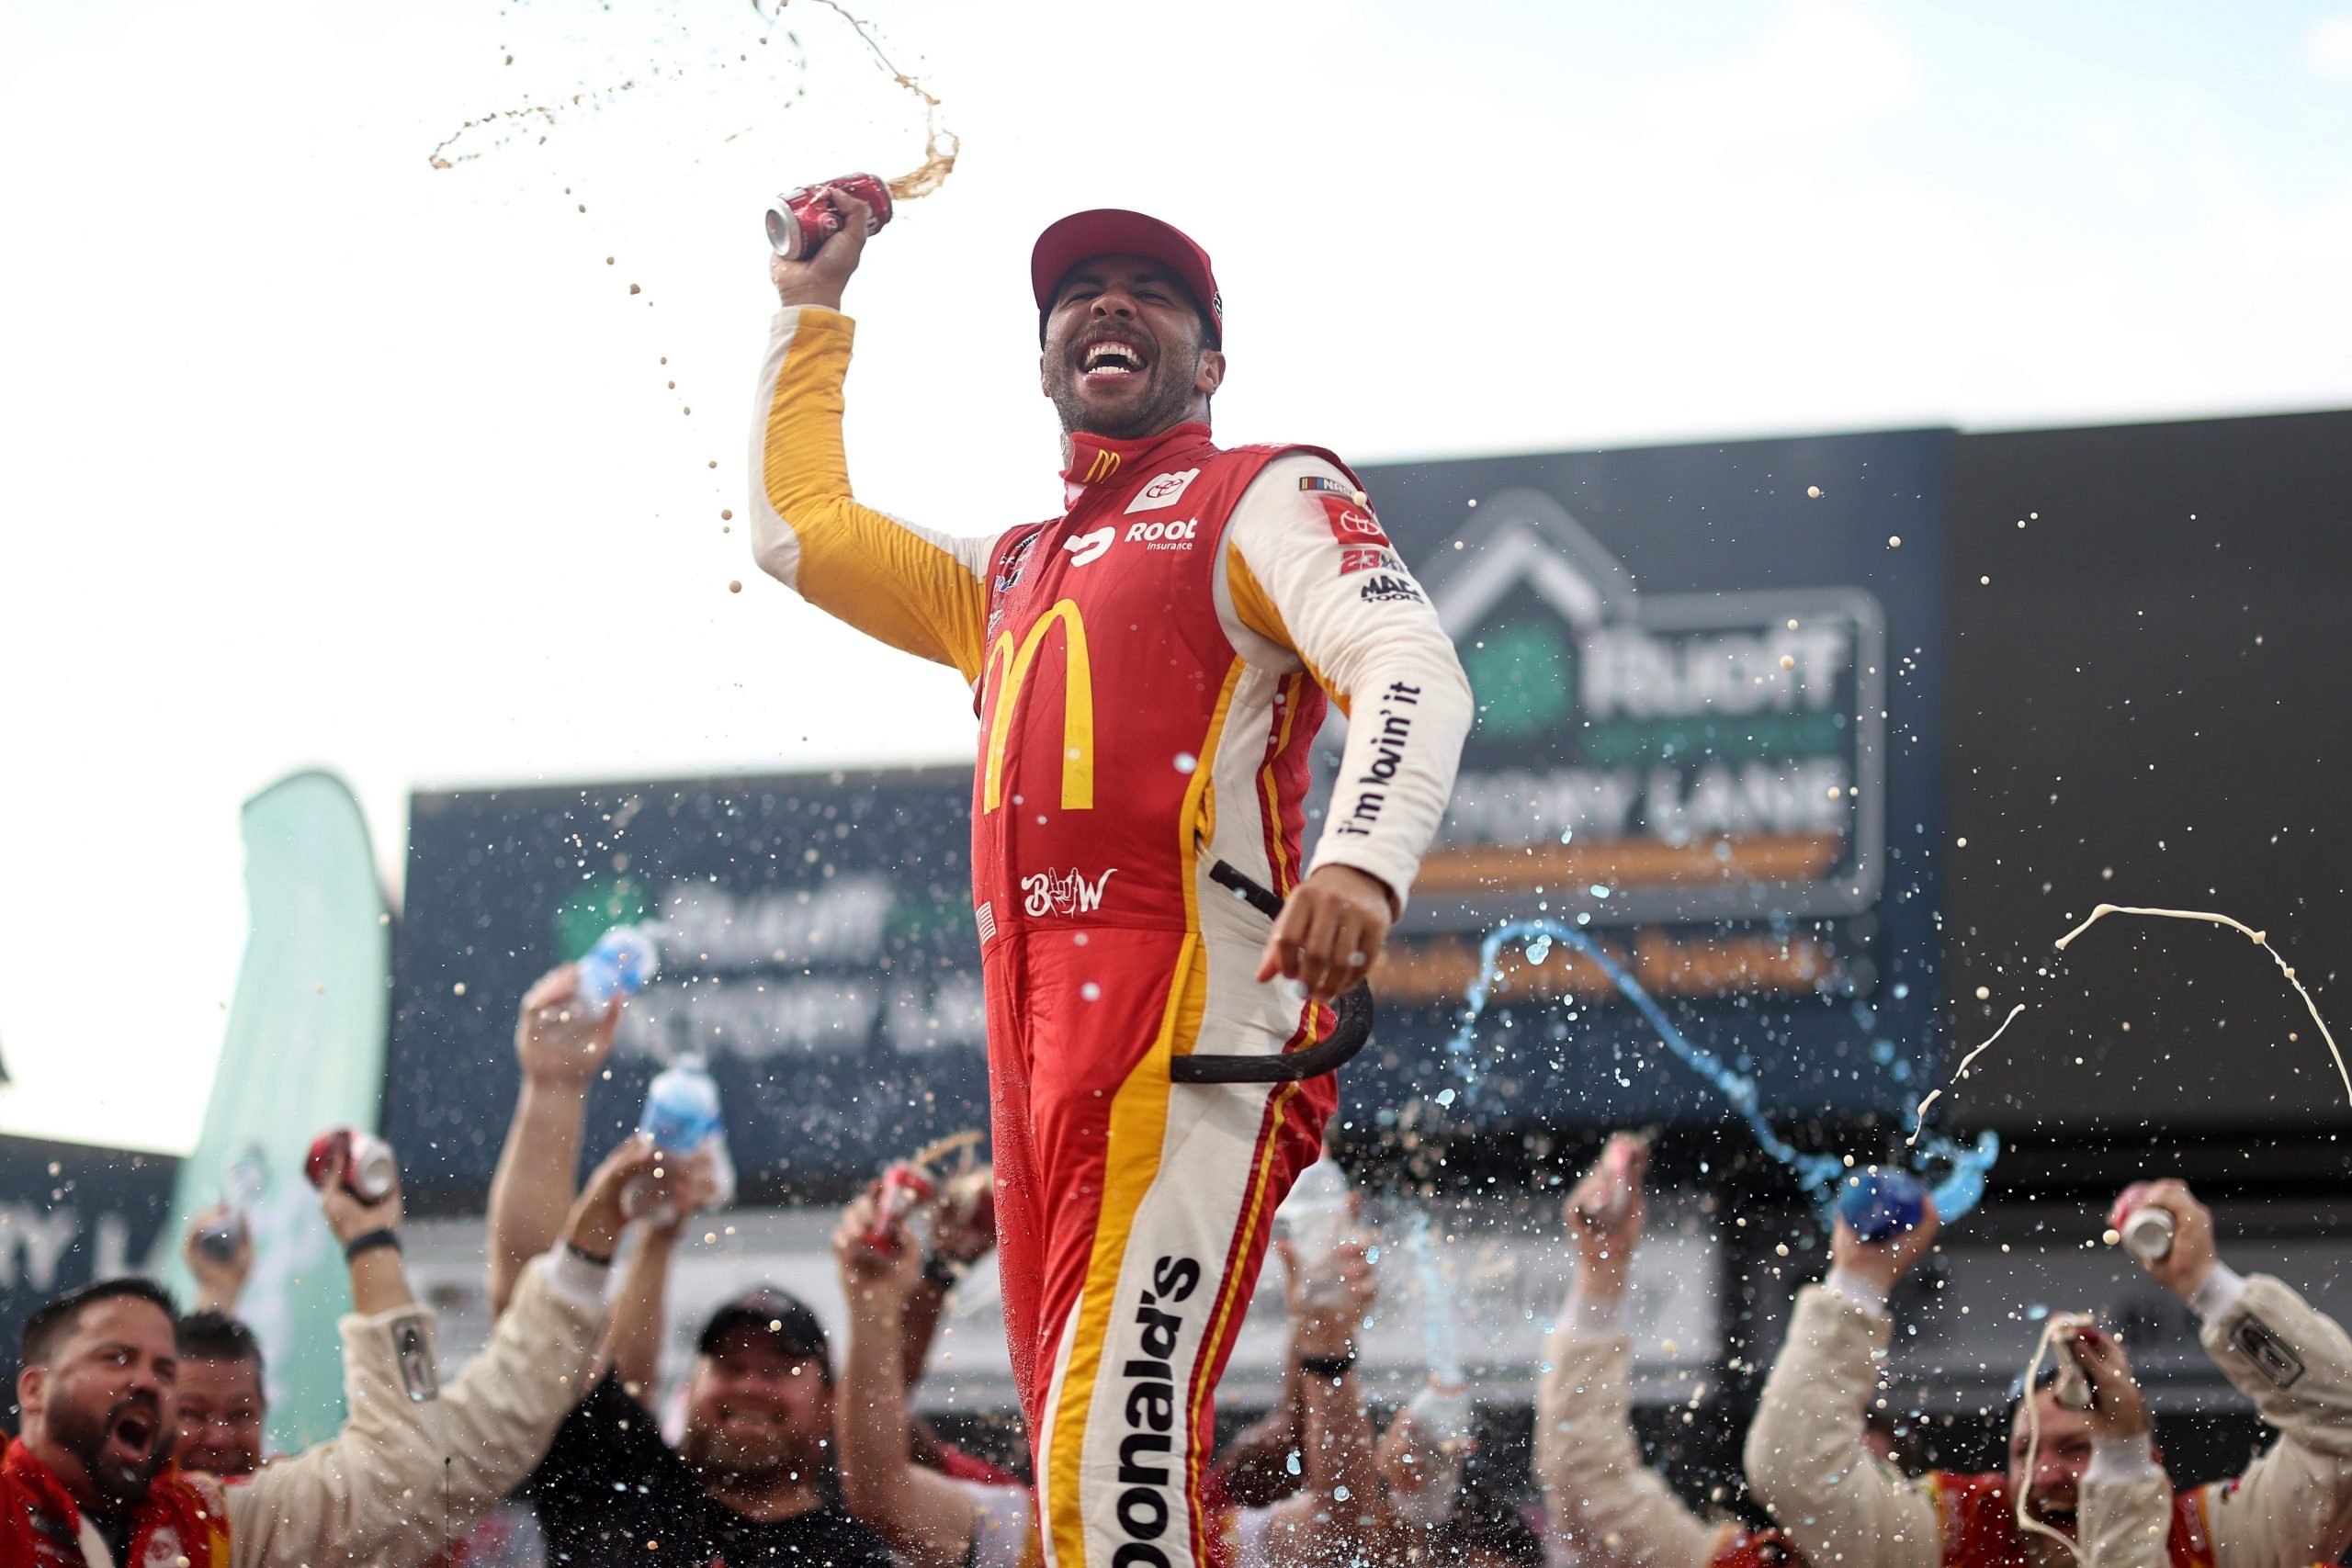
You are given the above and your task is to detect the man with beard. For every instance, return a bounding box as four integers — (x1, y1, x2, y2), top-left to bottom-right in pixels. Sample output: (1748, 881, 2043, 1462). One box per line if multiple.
(519, 1286, 895, 1568)
(6, 1279, 225, 1568)
(751, 193, 1471, 1568)
(1745, 1179, 2352, 1568)
(5, 1135, 650, 1568)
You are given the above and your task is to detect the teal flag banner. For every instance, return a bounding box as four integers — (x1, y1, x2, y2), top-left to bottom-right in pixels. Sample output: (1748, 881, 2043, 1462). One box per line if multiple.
(160, 770, 391, 1451)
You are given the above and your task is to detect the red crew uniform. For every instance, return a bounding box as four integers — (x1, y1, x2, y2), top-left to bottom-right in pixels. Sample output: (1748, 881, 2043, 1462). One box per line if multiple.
(751, 227, 1471, 1568)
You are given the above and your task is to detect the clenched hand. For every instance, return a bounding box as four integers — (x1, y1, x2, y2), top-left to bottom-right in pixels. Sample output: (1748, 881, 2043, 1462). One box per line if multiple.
(1255, 863, 1397, 1006)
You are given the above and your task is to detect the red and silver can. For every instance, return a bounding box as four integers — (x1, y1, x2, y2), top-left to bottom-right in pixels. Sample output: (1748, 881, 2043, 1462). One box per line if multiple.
(765, 172, 894, 260)
(305, 1129, 398, 1205)
(862, 1159, 935, 1253)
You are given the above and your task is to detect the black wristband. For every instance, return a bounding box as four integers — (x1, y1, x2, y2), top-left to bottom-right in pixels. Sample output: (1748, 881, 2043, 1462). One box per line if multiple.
(1298, 1351, 1356, 1380)
(345, 1228, 403, 1262)
(565, 1238, 615, 1269)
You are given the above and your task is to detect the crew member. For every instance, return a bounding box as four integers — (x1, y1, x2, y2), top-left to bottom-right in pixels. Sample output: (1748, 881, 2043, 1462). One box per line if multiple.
(5, 1138, 644, 1568)
(1744, 1179, 2352, 1567)
(751, 194, 1473, 1568)
(1539, 1134, 1800, 1568)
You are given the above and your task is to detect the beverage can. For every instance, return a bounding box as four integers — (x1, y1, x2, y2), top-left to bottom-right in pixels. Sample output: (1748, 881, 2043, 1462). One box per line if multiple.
(305, 1129, 398, 1204)
(766, 173, 895, 259)
(2120, 1205, 2176, 1263)
(864, 1159, 936, 1252)
(1836, 1168, 1927, 1242)
(2048, 1311, 2098, 1409)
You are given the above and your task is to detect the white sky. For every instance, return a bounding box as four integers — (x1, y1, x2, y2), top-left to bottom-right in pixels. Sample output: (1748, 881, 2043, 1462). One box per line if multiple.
(6, 0, 2352, 1156)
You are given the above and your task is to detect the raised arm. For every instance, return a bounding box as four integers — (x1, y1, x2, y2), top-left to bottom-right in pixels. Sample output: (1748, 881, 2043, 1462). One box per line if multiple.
(900, 1163, 997, 1389)
(2070, 1321, 2172, 1568)
(754, 188, 997, 681)
(1537, 1134, 1724, 1568)
(182, 1202, 254, 1316)
(1253, 1229, 1382, 1568)
(606, 1209, 686, 1401)
(2117, 1180, 2352, 1568)
(831, 1187, 990, 1568)
(485, 964, 624, 1317)
(1219, 454, 1474, 1003)
(227, 1139, 639, 1568)
(1743, 1208, 1942, 1568)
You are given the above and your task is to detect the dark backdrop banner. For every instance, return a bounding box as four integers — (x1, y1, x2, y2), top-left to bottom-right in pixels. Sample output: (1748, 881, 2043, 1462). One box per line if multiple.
(386, 430, 1951, 1208)
(1343, 431, 1951, 1139)
(1, 1136, 179, 1425)
(1941, 410, 2352, 1142)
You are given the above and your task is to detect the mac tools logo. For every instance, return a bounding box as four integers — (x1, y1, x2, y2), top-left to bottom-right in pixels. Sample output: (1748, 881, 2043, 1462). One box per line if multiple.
(1414, 489, 1886, 928)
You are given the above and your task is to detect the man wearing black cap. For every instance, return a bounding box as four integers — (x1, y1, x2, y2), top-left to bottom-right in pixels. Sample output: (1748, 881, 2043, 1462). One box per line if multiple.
(749, 196, 1471, 1568)
(519, 1285, 893, 1567)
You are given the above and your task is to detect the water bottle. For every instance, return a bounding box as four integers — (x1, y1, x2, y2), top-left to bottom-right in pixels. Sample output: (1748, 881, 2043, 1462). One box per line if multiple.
(1836, 1168, 1927, 1242)
(626, 1056, 736, 1221)
(1274, 1155, 1352, 1310)
(1394, 1379, 1471, 1527)
(1411, 1377, 1473, 1449)
(195, 1154, 266, 1262)
(576, 924, 660, 1011)
(639, 1056, 721, 1149)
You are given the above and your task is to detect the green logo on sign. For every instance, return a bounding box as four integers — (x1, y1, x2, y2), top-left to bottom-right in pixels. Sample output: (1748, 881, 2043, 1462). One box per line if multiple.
(1463, 620, 1575, 738)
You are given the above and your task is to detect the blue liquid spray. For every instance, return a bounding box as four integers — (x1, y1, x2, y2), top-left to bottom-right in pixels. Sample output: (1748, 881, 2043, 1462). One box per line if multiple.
(1400, 1209, 1465, 1390)
(1440, 919, 1999, 1228)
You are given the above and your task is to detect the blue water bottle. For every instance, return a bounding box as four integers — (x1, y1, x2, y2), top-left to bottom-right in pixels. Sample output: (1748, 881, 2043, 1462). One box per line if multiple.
(1836, 1168, 1928, 1242)
(576, 924, 660, 1010)
(639, 1055, 722, 1151)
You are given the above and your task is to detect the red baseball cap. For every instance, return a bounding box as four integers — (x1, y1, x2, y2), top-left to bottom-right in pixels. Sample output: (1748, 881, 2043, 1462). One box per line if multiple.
(1031, 209, 1223, 346)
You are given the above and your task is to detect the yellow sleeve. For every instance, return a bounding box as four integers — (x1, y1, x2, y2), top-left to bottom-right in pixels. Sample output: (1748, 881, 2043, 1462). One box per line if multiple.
(750, 307, 997, 683)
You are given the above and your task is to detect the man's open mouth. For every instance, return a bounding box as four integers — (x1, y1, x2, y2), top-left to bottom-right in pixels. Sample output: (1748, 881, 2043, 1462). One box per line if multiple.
(111, 1408, 157, 1453)
(1079, 337, 1149, 381)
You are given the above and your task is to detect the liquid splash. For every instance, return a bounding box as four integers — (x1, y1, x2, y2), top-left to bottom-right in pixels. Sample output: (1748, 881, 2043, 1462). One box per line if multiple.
(430, 0, 958, 199)
(769, 0, 959, 198)
(1907, 1002, 2024, 1143)
(1442, 919, 1999, 1226)
(1400, 1210, 1464, 1390)
(2056, 902, 2351, 1107)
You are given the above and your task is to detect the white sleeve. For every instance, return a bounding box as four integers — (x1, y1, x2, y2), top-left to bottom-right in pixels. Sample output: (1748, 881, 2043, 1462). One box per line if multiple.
(956, 1481, 1033, 1568)
(1218, 452, 1473, 910)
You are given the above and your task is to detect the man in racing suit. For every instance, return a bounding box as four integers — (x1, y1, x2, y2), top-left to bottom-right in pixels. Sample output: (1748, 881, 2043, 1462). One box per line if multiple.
(749, 196, 1473, 1568)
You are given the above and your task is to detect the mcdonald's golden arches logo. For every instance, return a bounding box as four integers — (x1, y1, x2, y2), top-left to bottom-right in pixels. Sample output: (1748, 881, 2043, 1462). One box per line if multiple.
(983, 599, 1094, 813)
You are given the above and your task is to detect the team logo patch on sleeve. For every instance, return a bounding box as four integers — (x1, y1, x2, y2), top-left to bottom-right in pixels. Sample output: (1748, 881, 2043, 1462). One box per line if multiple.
(1316, 493, 1391, 547)
(1339, 547, 1401, 577)
(1299, 475, 1371, 503)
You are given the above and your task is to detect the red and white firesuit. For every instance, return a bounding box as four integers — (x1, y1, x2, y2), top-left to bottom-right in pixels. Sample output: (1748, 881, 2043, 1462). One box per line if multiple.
(750, 305, 1472, 1568)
